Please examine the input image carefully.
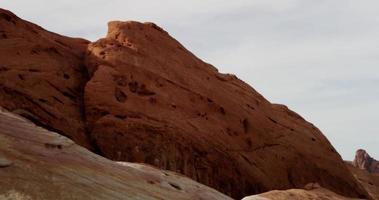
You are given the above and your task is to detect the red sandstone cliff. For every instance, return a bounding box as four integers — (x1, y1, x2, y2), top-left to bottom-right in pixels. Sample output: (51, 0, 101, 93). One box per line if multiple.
(0, 8, 372, 199)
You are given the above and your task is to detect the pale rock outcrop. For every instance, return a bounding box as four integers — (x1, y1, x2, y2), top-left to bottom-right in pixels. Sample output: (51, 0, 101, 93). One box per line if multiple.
(242, 184, 364, 200)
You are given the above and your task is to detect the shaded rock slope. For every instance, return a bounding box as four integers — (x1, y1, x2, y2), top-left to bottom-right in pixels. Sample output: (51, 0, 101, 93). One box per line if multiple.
(0, 108, 231, 200)
(0, 8, 371, 199)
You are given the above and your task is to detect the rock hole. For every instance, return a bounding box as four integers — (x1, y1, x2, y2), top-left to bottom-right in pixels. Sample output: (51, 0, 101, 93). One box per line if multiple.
(128, 81, 138, 93)
(115, 87, 127, 103)
(115, 114, 127, 119)
(219, 107, 226, 115)
(114, 33, 120, 40)
(268, 117, 278, 124)
(169, 182, 182, 190)
(44, 143, 62, 149)
(242, 119, 249, 133)
(207, 98, 213, 103)
(311, 138, 316, 142)
(246, 138, 252, 148)
(18, 74, 24, 80)
(246, 104, 255, 110)
(28, 69, 40, 72)
(63, 74, 70, 79)
(30, 50, 39, 55)
(0, 66, 9, 72)
(226, 128, 233, 136)
(38, 98, 47, 103)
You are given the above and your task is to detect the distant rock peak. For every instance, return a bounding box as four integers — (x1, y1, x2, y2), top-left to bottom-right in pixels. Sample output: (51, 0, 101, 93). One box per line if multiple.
(353, 149, 379, 173)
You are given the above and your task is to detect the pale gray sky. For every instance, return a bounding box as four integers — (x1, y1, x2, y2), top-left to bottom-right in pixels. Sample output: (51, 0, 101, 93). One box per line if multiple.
(2, 0, 378, 160)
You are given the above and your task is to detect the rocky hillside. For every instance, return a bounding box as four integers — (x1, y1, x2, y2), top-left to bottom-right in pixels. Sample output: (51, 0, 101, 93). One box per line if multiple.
(0, 8, 372, 199)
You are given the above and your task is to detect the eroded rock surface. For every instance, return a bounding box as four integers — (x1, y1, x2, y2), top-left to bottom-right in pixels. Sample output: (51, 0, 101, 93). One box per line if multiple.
(0, 108, 232, 200)
(0, 8, 371, 199)
(84, 20, 369, 198)
(0, 8, 91, 148)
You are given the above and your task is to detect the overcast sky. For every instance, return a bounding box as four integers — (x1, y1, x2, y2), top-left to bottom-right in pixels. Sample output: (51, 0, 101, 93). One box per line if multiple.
(2, 0, 378, 160)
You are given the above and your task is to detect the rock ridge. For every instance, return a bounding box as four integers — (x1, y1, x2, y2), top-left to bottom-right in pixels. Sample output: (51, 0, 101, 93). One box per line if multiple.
(0, 8, 372, 199)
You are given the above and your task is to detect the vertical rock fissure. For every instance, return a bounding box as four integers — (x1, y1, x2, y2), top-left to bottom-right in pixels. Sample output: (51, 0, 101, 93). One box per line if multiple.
(77, 57, 104, 156)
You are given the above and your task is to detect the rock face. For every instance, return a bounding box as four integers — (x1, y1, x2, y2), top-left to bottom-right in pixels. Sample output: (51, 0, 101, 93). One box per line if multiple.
(0, 8, 91, 149)
(0, 108, 232, 200)
(353, 149, 379, 174)
(0, 8, 371, 199)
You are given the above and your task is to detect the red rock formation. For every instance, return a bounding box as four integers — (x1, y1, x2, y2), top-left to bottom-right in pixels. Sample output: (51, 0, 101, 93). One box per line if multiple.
(353, 149, 379, 173)
(0, 8, 372, 199)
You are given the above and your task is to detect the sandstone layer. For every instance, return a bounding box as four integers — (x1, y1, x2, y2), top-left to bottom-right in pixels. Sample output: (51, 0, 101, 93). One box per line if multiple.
(0, 8, 371, 199)
(0, 108, 232, 200)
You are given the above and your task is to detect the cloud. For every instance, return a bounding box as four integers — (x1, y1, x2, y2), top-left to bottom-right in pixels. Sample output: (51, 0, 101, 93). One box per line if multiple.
(2, 0, 379, 159)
